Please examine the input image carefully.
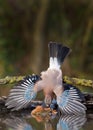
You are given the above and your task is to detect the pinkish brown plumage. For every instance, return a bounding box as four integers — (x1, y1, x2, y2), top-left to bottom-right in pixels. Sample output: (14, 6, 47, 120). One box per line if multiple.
(34, 42, 71, 106)
(34, 69, 63, 106)
(5, 42, 87, 115)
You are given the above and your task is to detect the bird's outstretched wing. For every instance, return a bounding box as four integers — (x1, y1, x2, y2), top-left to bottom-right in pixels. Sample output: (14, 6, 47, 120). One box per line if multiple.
(5, 75, 41, 111)
(56, 84, 87, 115)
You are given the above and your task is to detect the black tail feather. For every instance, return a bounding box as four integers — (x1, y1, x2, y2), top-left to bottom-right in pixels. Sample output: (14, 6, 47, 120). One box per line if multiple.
(48, 42, 71, 65)
(57, 46, 71, 64)
(48, 42, 60, 58)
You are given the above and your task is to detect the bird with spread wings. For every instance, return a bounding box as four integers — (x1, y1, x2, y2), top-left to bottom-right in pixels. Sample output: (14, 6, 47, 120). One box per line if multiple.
(5, 42, 87, 114)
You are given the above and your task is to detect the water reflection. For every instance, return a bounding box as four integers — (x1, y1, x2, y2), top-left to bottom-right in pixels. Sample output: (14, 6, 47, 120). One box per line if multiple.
(3, 116, 33, 130)
(1, 113, 87, 130)
(57, 115, 87, 130)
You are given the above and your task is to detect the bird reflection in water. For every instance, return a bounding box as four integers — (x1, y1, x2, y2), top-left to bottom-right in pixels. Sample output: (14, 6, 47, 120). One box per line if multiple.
(3, 114, 86, 130)
(57, 115, 87, 130)
(3, 116, 33, 130)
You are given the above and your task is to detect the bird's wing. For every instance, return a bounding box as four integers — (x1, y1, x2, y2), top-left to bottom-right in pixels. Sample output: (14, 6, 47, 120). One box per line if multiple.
(5, 75, 41, 111)
(56, 86, 87, 115)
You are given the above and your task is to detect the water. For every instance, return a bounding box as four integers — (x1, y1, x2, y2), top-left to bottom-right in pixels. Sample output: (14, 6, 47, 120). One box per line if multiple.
(0, 85, 93, 130)
(0, 112, 93, 130)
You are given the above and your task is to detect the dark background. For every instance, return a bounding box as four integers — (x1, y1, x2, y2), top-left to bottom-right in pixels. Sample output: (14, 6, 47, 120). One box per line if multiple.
(0, 0, 93, 79)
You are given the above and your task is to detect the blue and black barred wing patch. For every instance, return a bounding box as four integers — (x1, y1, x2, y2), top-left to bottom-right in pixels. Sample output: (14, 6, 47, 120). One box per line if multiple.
(5, 75, 41, 111)
(57, 87, 87, 115)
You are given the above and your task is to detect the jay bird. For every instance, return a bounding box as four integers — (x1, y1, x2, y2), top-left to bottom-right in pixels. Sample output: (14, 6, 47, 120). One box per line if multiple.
(5, 42, 86, 115)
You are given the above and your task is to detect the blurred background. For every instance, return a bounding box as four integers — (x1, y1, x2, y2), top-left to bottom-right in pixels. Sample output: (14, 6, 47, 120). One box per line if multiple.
(0, 0, 93, 79)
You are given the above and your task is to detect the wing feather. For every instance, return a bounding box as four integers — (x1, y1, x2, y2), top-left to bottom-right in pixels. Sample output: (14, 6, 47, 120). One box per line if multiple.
(5, 75, 41, 111)
(57, 87, 87, 115)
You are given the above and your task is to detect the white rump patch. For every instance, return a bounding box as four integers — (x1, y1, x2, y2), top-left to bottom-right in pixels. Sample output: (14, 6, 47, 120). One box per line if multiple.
(49, 57, 60, 69)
